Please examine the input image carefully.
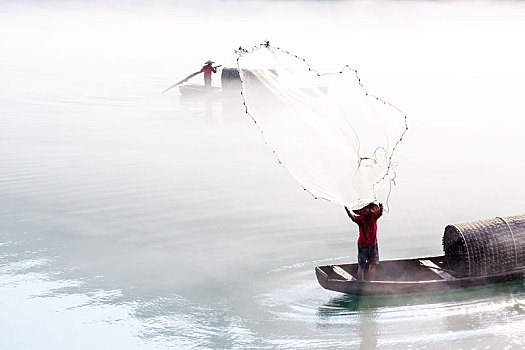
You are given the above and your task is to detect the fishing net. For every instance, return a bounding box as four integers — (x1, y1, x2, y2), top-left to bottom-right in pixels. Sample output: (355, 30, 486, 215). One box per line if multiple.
(236, 42, 408, 210)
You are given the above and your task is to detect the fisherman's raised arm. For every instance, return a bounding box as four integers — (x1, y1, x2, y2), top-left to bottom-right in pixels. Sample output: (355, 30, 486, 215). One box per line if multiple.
(345, 206, 358, 223)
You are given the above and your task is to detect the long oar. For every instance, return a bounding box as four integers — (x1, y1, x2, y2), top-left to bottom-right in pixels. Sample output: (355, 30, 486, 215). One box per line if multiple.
(162, 71, 201, 94)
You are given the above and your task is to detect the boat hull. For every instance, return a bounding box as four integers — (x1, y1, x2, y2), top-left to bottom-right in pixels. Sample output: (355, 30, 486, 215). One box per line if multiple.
(316, 256, 525, 296)
(178, 84, 222, 95)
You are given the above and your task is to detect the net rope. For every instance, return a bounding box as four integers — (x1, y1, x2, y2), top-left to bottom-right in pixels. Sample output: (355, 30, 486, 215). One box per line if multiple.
(236, 42, 408, 210)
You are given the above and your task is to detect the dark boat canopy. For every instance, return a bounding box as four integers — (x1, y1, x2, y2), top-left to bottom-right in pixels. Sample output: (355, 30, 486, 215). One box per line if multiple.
(220, 68, 241, 89)
(443, 214, 525, 276)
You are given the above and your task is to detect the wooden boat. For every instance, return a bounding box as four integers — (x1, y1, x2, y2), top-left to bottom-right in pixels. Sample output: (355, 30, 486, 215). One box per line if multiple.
(315, 256, 525, 296)
(316, 214, 525, 296)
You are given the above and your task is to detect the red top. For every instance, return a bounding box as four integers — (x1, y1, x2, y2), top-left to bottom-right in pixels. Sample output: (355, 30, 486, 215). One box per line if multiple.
(347, 207, 383, 247)
(201, 65, 217, 80)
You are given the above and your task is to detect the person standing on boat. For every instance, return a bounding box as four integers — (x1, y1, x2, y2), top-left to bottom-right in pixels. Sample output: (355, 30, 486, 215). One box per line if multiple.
(345, 202, 383, 281)
(201, 60, 217, 87)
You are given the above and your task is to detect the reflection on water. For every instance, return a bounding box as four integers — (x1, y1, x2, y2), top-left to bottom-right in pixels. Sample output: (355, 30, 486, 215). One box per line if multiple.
(179, 92, 245, 123)
(316, 281, 525, 349)
(357, 311, 378, 350)
(320, 280, 525, 313)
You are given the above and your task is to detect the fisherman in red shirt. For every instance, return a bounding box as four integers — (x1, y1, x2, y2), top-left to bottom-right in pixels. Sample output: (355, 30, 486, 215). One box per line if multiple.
(345, 202, 383, 281)
(201, 60, 217, 87)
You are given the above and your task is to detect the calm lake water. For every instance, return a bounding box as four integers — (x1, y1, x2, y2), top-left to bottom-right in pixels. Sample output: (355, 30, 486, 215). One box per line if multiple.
(1, 1, 524, 349)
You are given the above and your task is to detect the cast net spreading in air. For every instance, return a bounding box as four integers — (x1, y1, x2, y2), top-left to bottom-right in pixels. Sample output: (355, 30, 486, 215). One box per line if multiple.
(236, 42, 408, 210)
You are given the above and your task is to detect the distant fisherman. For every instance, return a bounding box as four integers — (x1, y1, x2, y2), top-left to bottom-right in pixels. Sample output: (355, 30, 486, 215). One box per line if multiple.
(345, 203, 383, 281)
(201, 60, 217, 87)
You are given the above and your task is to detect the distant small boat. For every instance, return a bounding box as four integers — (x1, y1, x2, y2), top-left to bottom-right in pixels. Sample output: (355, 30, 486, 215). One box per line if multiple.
(316, 214, 525, 296)
(178, 68, 241, 96)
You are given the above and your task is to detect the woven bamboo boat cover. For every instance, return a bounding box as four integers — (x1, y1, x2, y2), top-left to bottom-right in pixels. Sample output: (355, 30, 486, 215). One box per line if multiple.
(443, 214, 525, 276)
